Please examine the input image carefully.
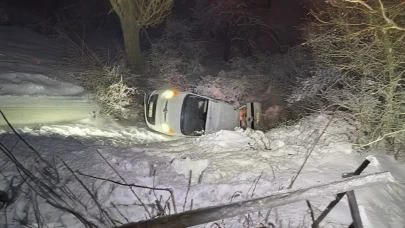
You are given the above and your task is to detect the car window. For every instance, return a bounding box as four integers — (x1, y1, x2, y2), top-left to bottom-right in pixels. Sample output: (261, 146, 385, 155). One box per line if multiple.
(181, 95, 208, 136)
(146, 94, 158, 125)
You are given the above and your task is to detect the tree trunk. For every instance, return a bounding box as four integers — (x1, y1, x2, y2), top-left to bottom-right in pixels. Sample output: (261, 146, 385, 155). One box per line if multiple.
(120, 18, 141, 70)
(223, 23, 232, 62)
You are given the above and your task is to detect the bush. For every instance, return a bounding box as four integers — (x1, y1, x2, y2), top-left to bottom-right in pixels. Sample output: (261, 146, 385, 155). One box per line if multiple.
(94, 67, 137, 119)
(287, 69, 341, 104)
(304, 0, 405, 155)
(192, 71, 268, 106)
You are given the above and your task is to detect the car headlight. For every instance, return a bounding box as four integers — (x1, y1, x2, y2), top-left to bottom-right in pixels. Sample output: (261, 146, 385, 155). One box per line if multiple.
(162, 123, 174, 134)
(163, 90, 179, 99)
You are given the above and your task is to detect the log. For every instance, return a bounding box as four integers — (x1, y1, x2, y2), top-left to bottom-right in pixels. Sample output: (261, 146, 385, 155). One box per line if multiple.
(116, 172, 394, 228)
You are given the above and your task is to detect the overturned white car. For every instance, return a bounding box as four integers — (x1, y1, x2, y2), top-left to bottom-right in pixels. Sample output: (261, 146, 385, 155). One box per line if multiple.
(144, 90, 261, 136)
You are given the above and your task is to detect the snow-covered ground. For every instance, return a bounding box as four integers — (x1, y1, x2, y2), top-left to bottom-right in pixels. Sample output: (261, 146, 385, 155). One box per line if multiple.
(7, 117, 172, 146)
(0, 26, 404, 228)
(1, 114, 405, 228)
(0, 26, 98, 126)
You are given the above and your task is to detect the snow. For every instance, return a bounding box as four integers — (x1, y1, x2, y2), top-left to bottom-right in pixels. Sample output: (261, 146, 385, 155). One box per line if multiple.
(0, 26, 404, 228)
(0, 27, 85, 96)
(0, 72, 84, 96)
(0, 26, 86, 92)
(1, 113, 405, 228)
(14, 117, 172, 146)
(0, 26, 97, 126)
(171, 157, 209, 184)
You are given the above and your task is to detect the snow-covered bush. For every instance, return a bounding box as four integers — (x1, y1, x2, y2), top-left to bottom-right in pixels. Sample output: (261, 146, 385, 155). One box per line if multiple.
(192, 71, 268, 106)
(287, 68, 341, 103)
(95, 67, 137, 119)
(59, 25, 140, 120)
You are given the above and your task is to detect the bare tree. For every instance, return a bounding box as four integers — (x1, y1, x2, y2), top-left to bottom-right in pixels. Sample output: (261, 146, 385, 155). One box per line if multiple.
(304, 0, 405, 154)
(109, 0, 174, 70)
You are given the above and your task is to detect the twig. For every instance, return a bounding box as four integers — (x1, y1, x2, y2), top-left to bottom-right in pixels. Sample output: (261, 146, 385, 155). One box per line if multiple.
(183, 170, 192, 212)
(0, 148, 95, 227)
(77, 170, 178, 214)
(358, 128, 405, 148)
(46, 200, 98, 228)
(155, 199, 164, 217)
(56, 12, 102, 67)
(0, 110, 55, 174)
(190, 199, 193, 211)
(345, 0, 374, 11)
(142, 28, 153, 46)
(59, 158, 115, 227)
(306, 200, 315, 223)
(3, 205, 7, 228)
(264, 209, 272, 225)
(287, 110, 338, 189)
(0, 116, 103, 228)
(111, 202, 130, 224)
(229, 191, 242, 202)
(31, 192, 43, 228)
(0, 143, 62, 205)
(151, 169, 160, 207)
(251, 172, 263, 198)
(377, 0, 405, 31)
(95, 149, 153, 217)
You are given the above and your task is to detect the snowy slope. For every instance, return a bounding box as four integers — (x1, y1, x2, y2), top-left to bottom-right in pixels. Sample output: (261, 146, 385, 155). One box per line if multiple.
(1, 114, 404, 228)
(0, 72, 97, 126)
(0, 26, 403, 228)
(0, 72, 84, 96)
(0, 26, 99, 126)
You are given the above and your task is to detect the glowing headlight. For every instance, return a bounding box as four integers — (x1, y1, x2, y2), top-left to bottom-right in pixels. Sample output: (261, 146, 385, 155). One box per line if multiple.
(164, 90, 179, 99)
(162, 123, 174, 134)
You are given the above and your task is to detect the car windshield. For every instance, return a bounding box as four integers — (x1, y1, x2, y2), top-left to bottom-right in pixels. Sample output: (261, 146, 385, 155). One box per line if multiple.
(181, 95, 208, 136)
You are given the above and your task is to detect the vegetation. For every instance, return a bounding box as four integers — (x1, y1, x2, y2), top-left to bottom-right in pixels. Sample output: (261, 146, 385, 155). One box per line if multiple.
(193, 0, 280, 61)
(109, 0, 174, 70)
(303, 0, 405, 156)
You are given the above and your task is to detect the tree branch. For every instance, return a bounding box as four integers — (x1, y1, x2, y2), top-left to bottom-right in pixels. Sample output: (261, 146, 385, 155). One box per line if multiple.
(377, 0, 405, 31)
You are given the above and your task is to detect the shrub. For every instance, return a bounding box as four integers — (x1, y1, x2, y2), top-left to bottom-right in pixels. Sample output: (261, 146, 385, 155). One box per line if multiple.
(94, 67, 137, 119)
(287, 69, 341, 104)
(192, 71, 268, 106)
(304, 0, 405, 155)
